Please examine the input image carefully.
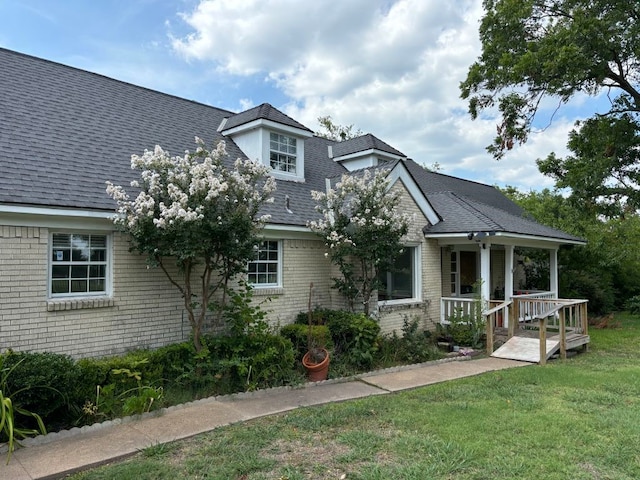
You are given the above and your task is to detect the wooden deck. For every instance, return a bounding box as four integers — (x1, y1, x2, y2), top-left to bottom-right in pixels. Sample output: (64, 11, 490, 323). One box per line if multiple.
(491, 333, 590, 363)
(484, 298, 589, 365)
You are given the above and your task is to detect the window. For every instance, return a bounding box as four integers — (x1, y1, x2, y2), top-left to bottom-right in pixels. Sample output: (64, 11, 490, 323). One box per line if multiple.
(378, 246, 420, 302)
(50, 233, 109, 297)
(269, 132, 297, 174)
(248, 240, 281, 287)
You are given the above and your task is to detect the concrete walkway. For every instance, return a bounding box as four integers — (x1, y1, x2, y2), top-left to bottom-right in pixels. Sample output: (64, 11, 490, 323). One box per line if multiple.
(2, 357, 530, 480)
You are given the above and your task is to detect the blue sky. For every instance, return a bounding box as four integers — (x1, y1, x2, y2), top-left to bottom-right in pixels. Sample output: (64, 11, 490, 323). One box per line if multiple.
(0, 0, 595, 190)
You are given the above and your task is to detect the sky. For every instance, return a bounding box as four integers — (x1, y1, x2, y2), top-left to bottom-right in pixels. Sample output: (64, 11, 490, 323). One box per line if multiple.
(0, 0, 596, 191)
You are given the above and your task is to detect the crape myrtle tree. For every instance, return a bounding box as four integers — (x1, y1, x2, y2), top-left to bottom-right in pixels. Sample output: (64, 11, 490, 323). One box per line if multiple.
(309, 169, 410, 316)
(461, 0, 640, 217)
(106, 138, 276, 353)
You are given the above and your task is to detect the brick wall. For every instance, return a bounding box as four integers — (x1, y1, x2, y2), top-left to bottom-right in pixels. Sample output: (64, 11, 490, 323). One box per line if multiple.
(376, 181, 442, 335)
(0, 226, 187, 358)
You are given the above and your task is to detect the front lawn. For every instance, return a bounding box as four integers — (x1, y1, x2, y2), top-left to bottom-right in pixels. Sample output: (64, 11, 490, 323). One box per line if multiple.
(69, 313, 640, 479)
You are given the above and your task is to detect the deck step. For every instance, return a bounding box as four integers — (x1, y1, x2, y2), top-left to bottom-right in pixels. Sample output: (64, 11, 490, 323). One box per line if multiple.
(491, 336, 560, 363)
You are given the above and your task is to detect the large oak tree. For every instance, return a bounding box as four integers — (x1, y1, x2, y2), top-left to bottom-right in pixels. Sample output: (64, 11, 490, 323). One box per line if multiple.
(461, 0, 640, 217)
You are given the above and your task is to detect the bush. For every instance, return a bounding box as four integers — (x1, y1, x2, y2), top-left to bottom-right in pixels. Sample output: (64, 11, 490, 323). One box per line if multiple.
(295, 309, 381, 369)
(378, 317, 442, 365)
(203, 332, 296, 393)
(1, 351, 83, 429)
(279, 324, 334, 361)
(625, 295, 640, 315)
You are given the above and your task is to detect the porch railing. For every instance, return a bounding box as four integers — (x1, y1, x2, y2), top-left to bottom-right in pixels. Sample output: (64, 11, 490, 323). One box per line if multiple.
(440, 297, 476, 324)
(533, 299, 589, 365)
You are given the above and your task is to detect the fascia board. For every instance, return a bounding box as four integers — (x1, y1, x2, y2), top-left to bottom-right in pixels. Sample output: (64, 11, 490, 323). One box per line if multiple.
(386, 163, 440, 225)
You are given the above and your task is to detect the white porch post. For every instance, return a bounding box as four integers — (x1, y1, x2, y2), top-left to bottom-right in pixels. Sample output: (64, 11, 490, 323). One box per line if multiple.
(503, 245, 514, 329)
(480, 242, 491, 307)
(550, 248, 558, 299)
(504, 245, 515, 301)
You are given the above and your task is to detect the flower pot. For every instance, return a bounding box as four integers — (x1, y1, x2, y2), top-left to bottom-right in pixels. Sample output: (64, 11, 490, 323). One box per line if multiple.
(302, 348, 330, 381)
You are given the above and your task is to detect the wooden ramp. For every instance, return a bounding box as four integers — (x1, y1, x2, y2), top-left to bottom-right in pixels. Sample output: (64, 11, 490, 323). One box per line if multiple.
(491, 336, 560, 363)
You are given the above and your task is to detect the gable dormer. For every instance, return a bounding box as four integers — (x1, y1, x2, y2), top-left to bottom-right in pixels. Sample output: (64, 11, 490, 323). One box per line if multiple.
(218, 103, 313, 182)
(329, 134, 406, 171)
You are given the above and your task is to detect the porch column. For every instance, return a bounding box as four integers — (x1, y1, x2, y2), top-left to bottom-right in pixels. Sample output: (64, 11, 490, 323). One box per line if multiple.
(479, 242, 491, 307)
(504, 245, 514, 302)
(550, 248, 558, 298)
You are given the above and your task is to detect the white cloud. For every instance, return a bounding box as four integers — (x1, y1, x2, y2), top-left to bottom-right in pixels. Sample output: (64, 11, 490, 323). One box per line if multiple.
(172, 0, 578, 191)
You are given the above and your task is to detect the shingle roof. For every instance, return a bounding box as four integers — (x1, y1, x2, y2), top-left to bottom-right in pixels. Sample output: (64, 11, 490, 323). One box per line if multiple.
(0, 48, 582, 244)
(403, 160, 583, 243)
(331, 133, 405, 158)
(221, 103, 312, 133)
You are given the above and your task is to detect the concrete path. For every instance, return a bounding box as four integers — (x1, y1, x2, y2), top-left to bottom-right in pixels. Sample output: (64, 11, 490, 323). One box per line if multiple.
(2, 357, 529, 480)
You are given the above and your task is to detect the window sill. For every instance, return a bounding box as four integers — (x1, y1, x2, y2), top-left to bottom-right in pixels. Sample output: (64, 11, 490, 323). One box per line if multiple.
(47, 297, 114, 312)
(378, 300, 425, 313)
(251, 287, 284, 297)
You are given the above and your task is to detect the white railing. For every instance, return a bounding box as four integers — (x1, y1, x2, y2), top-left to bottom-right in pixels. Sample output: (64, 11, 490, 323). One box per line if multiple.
(512, 291, 556, 321)
(440, 297, 477, 323)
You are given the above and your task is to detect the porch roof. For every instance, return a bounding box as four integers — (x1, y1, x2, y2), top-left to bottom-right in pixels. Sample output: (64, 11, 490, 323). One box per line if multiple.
(421, 191, 585, 246)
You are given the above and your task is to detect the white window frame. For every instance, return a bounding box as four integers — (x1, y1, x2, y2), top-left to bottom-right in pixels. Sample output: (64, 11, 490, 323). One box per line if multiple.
(378, 243, 422, 306)
(269, 132, 297, 175)
(48, 232, 112, 298)
(247, 240, 283, 288)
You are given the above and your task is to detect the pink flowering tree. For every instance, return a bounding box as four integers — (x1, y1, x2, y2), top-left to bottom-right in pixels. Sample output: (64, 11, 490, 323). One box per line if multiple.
(309, 169, 410, 316)
(106, 138, 276, 352)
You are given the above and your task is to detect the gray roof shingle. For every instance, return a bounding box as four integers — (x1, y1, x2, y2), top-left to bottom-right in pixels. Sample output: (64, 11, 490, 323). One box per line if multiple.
(0, 48, 582, 244)
(331, 133, 405, 158)
(221, 103, 312, 133)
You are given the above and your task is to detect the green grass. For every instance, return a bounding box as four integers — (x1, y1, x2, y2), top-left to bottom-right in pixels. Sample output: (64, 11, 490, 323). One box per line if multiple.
(70, 313, 640, 480)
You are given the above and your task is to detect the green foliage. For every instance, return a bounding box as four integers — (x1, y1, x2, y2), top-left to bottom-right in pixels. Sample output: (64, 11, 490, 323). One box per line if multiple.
(462, 0, 640, 217)
(444, 302, 485, 348)
(279, 324, 334, 361)
(79, 359, 164, 422)
(378, 317, 441, 365)
(106, 139, 276, 352)
(1, 351, 81, 429)
(503, 187, 640, 312)
(315, 115, 363, 141)
(294, 309, 381, 369)
(309, 170, 410, 315)
(0, 356, 47, 463)
(625, 295, 640, 315)
(203, 332, 295, 393)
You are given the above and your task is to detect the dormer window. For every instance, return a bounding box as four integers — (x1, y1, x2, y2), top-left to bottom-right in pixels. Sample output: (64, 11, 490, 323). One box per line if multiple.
(270, 133, 297, 175)
(218, 103, 312, 182)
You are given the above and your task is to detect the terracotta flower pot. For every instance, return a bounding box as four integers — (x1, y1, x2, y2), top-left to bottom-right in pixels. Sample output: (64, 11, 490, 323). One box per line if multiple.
(302, 348, 330, 381)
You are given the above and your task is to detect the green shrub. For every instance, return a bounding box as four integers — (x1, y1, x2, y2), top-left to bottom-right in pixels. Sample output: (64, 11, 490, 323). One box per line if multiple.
(279, 324, 334, 361)
(445, 308, 485, 348)
(1, 351, 82, 428)
(378, 317, 442, 366)
(295, 309, 381, 369)
(625, 295, 640, 315)
(203, 332, 296, 393)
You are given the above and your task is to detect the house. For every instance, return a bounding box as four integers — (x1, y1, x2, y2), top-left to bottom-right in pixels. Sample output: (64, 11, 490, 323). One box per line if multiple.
(0, 48, 586, 359)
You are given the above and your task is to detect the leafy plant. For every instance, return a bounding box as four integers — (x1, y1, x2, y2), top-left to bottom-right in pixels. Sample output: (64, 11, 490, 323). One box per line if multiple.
(625, 295, 640, 315)
(0, 357, 46, 464)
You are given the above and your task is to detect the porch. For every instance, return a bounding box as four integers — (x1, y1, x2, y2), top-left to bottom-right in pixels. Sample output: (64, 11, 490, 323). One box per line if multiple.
(440, 293, 589, 365)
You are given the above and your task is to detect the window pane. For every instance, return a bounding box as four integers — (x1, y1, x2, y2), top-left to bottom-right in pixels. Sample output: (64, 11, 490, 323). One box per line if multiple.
(52, 249, 70, 262)
(51, 280, 69, 294)
(89, 279, 105, 292)
(52, 234, 70, 248)
(71, 265, 88, 279)
(90, 236, 106, 248)
(377, 247, 415, 301)
(71, 279, 88, 293)
(91, 249, 106, 262)
(52, 265, 69, 279)
(89, 265, 106, 278)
